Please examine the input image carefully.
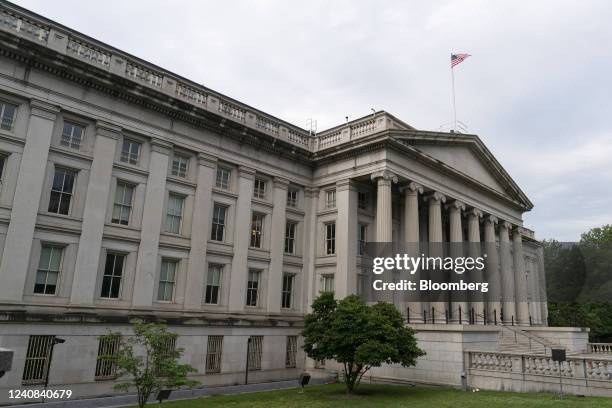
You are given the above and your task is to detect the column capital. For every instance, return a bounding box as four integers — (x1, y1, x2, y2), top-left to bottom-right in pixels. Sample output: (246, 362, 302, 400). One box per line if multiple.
(446, 199, 465, 211)
(336, 178, 356, 192)
(424, 191, 446, 204)
(465, 207, 483, 219)
(512, 225, 525, 237)
(197, 152, 218, 168)
(238, 165, 256, 180)
(499, 220, 512, 230)
(370, 170, 398, 184)
(150, 137, 172, 155)
(304, 186, 319, 198)
(30, 99, 60, 121)
(400, 181, 423, 195)
(273, 176, 290, 190)
(95, 121, 121, 140)
(484, 214, 499, 225)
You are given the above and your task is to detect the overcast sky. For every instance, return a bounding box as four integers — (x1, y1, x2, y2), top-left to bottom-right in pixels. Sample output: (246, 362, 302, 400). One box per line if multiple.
(14, 0, 612, 241)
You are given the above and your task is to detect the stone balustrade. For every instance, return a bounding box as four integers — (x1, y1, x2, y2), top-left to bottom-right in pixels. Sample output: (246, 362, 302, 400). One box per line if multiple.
(588, 343, 612, 354)
(467, 350, 612, 396)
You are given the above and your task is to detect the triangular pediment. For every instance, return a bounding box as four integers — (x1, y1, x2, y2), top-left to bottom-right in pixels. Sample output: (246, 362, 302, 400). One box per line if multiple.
(391, 131, 533, 210)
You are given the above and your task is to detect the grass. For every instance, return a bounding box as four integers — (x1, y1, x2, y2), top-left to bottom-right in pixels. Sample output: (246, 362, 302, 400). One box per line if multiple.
(147, 383, 612, 407)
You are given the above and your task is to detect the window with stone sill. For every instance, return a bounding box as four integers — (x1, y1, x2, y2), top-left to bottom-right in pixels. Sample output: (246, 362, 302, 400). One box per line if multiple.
(325, 189, 336, 208)
(48, 167, 76, 215)
(281, 273, 294, 309)
(171, 153, 189, 178)
(325, 222, 336, 255)
(120, 138, 141, 165)
(250, 212, 264, 248)
(61, 121, 84, 150)
(246, 269, 261, 307)
(0, 101, 17, 131)
(358, 191, 368, 210)
(287, 188, 298, 208)
(111, 181, 134, 226)
(0, 154, 6, 192)
(284, 221, 297, 254)
(34, 245, 63, 295)
(320, 275, 334, 293)
(211, 204, 227, 242)
(100, 252, 124, 299)
(157, 259, 178, 302)
(215, 167, 231, 190)
(165, 193, 184, 234)
(205, 264, 223, 305)
(253, 178, 266, 200)
(358, 223, 367, 256)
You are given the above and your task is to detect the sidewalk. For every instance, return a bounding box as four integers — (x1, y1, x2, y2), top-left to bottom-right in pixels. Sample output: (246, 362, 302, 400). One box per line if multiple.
(6, 378, 330, 408)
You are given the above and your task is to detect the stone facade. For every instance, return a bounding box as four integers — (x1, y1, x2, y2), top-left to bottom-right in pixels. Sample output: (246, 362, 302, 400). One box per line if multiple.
(0, 2, 554, 403)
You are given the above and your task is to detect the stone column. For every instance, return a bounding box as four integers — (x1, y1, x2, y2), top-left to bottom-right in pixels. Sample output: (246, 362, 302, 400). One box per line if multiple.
(513, 227, 530, 325)
(403, 182, 423, 320)
(303, 187, 319, 312)
(267, 177, 289, 312)
(483, 215, 501, 323)
(70, 121, 120, 305)
(371, 170, 397, 242)
(466, 208, 484, 323)
(228, 166, 256, 312)
(426, 192, 446, 320)
(183, 153, 217, 309)
(371, 171, 397, 304)
(499, 221, 516, 323)
(448, 200, 466, 323)
(131, 138, 172, 307)
(335, 179, 358, 299)
(0, 100, 59, 301)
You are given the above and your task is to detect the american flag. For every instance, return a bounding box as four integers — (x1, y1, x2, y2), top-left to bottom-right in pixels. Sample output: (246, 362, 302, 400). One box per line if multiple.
(451, 53, 471, 68)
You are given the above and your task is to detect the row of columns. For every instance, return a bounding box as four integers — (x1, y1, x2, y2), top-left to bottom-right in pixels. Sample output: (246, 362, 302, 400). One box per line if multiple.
(369, 170, 534, 325)
(0, 98, 299, 315)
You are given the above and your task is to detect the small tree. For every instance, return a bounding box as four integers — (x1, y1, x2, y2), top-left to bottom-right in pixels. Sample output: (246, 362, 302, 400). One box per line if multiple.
(100, 321, 199, 407)
(303, 293, 425, 394)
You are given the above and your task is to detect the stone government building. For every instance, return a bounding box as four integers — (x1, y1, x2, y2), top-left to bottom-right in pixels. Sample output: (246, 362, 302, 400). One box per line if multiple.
(0, 2, 610, 402)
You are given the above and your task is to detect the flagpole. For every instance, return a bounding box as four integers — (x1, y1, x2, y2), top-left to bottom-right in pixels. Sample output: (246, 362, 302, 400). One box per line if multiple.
(451, 63, 457, 131)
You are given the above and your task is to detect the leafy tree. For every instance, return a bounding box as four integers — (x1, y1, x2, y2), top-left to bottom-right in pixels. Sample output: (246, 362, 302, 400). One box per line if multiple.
(99, 322, 199, 407)
(303, 293, 425, 394)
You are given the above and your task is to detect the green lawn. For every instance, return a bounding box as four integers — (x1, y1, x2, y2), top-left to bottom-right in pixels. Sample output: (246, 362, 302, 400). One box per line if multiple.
(150, 384, 611, 407)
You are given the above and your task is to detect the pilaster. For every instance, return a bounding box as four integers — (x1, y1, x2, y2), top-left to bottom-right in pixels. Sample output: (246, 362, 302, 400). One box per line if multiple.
(267, 177, 290, 312)
(335, 178, 358, 299)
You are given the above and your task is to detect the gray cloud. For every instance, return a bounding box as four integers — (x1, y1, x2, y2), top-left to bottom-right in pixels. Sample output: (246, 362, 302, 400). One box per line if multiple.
(13, 0, 612, 240)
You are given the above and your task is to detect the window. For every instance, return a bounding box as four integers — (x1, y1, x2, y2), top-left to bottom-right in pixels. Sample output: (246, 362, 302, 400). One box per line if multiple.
(61, 122, 84, 150)
(215, 167, 231, 190)
(358, 223, 367, 256)
(284, 221, 297, 254)
(112, 182, 134, 225)
(287, 188, 298, 208)
(281, 273, 294, 309)
(253, 178, 266, 199)
(22, 335, 54, 385)
(158, 259, 177, 302)
(247, 336, 263, 371)
(357, 273, 367, 296)
(34, 245, 63, 295)
(325, 190, 336, 208)
(95, 336, 120, 380)
(358, 191, 368, 210)
(100, 253, 124, 299)
(0, 101, 17, 130)
(321, 275, 334, 293)
(250, 213, 264, 248)
(48, 167, 75, 215)
(171, 154, 189, 178)
(205, 264, 222, 305)
(206, 336, 223, 373)
(154, 337, 177, 376)
(246, 269, 260, 307)
(165, 194, 184, 234)
(120, 139, 141, 165)
(285, 336, 297, 368)
(211, 204, 227, 241)
(325, 222, 336, 255)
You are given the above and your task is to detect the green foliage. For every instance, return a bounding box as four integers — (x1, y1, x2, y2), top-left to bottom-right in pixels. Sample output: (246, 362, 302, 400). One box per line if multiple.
(302, 293, 425, 394)
(544, 225, 612, 342)
(99, 321, 199, 408)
